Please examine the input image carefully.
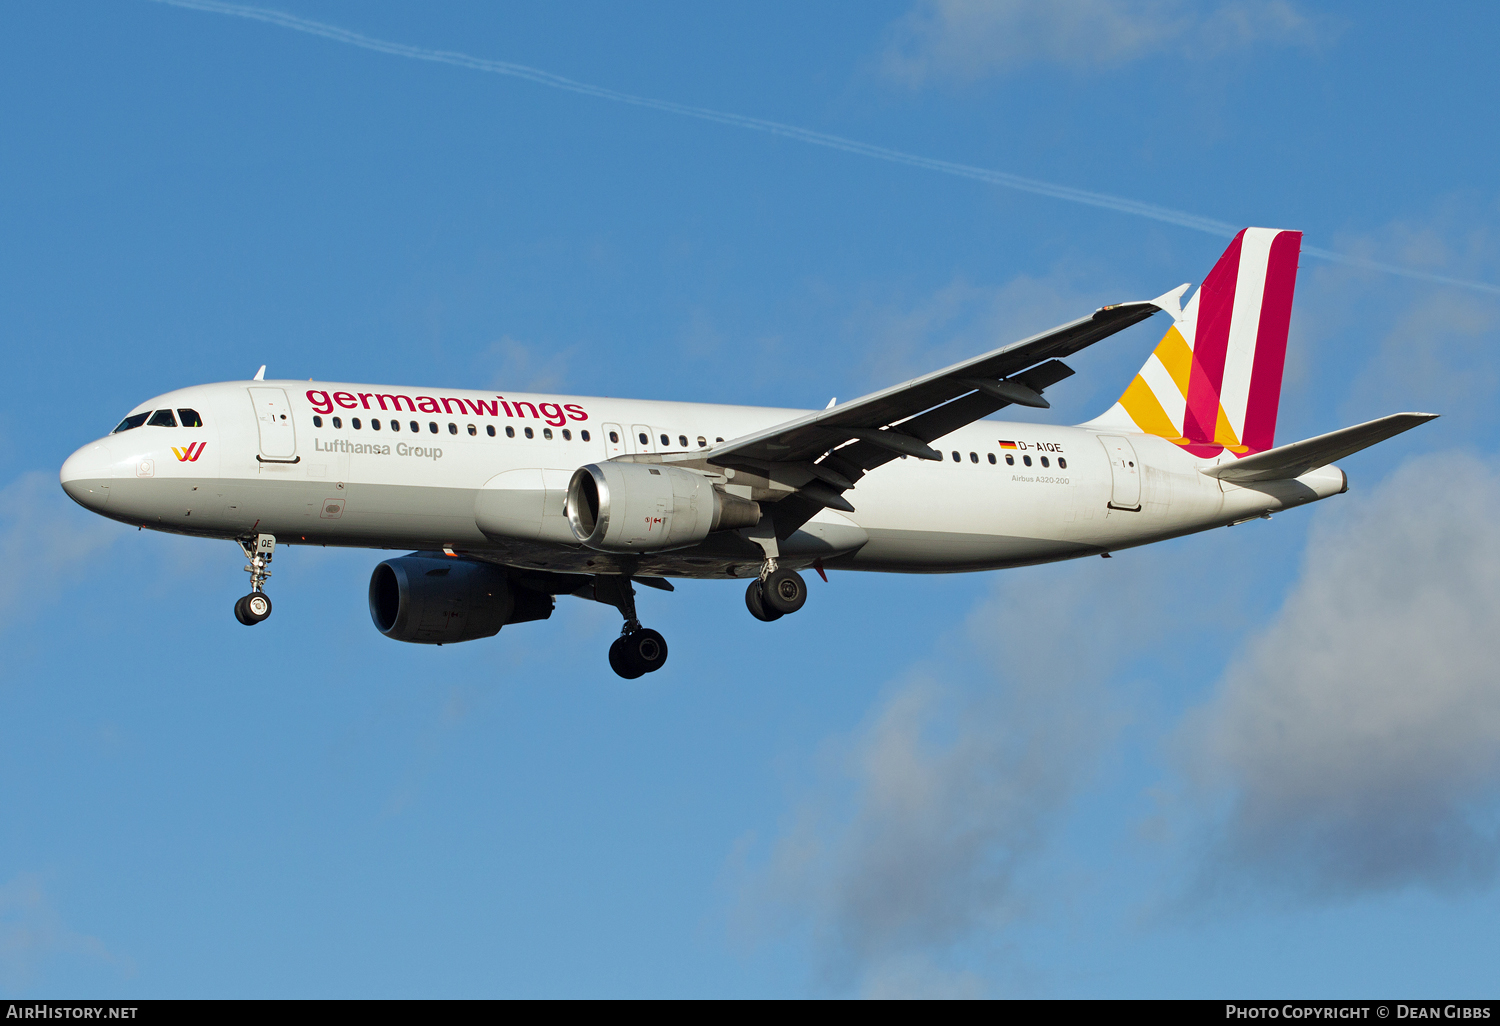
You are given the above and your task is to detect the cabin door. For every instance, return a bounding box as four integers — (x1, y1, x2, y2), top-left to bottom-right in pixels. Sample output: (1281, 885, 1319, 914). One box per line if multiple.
(1098, 435, 1141, 511)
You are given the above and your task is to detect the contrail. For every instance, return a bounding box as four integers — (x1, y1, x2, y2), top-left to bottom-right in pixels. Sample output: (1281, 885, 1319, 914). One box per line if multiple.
(152, 0, 1500, 297)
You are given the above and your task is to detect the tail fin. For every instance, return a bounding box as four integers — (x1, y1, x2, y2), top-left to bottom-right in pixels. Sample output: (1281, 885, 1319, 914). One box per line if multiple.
(1092, 228, 1302, 457)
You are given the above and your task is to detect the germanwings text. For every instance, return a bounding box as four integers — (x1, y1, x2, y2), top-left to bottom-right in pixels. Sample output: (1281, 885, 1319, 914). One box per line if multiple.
(306, 390, 586, 427)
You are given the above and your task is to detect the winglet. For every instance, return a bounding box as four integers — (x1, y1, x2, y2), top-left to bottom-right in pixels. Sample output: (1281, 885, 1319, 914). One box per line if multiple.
(253, 365, 266, 381)
(1149, 283, 1191, 321)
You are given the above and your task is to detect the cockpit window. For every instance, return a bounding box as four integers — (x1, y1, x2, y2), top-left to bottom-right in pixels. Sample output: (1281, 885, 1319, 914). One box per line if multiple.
(113, 412, 150, 433)
(147, 409, 177, 428)
(177, 409, 203, 428)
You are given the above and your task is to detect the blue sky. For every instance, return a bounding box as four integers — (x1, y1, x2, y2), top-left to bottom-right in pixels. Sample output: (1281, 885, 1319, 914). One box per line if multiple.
(2, 0, 1498, 998)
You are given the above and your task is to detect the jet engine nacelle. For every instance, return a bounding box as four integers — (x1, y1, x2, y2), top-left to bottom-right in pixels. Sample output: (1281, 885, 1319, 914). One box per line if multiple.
(566, 462, 762, 552)
(368, 555, 553, 645)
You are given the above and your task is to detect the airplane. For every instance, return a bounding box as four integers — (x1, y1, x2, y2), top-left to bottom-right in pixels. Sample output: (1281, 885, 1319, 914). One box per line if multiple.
(60, 228, 1434, 678)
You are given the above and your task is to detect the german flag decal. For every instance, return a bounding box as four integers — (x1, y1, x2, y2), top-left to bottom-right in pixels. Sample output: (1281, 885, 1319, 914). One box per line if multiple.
(998, 440, 1018, 450)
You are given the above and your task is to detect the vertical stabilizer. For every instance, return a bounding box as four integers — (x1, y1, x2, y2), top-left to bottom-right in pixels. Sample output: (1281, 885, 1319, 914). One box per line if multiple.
(1090, 228, 1302, 457)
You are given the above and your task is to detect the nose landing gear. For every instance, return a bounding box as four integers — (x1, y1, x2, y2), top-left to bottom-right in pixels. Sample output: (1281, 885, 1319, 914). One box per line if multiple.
(234, 533, 276, 626)
(596, 574, 669, 679)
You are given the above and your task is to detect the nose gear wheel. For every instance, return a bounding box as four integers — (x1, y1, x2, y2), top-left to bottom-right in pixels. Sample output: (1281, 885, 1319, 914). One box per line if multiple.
(234, 592, 273, 625)
(234, 533, 276, 626)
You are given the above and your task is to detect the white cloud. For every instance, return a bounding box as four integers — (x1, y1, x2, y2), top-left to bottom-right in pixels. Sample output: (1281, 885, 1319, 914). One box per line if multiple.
(481, 334, 574, 393)
(1179, 451, 1500, 897)
(859, 953, 989, 998)
(0, 874, 128, 990)
(1309, 200, 1500, 434)
(736, 561, 1158, 992)
(882, 0, 1323, 84)
(0, 471, 123, 622)
(845, 270, 1115, 396)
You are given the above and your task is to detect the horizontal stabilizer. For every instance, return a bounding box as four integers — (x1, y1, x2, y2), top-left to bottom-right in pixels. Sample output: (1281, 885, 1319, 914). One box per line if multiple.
(1202, 412, 1438, 483)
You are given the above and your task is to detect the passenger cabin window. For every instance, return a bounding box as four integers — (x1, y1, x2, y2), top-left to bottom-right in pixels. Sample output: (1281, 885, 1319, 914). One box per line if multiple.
(524, 427, 534, 439)
(353, 418, 362, 429)
(951, 451, 960, 462)
(970, 452, 978, 463)
(506, 426, 515, 438)
(678, 435, 688, 448)
(562, 429, 571, 440)
(610, 431, 620, 443)
(697, 436, 706, 448)
(372, 419, 382, 430)
(1041, 456, 1049, 467)
(177, 409, 203, 428)
(467, 424, 476, 436)
(543, 428, 553, 440)
(715, 437, 724, 443)
(1023, 455, 1032, 466)
(428, 422, 438, 434)
(313, 415, 323, 427)
(485, 425, 494, 437)
(1005, 454, 1014, 465)
(147, 409, 177, 428)
(332, 417, 342, 428)
(113, 412, 150, 433)
(638, 432, 649, 445)
(409, 421, 419, 433)
(987, 453, 996, 464)
(581, 430, 591, 442)
(660, 434, 670, 447)
(1058, 458, 1067, 469)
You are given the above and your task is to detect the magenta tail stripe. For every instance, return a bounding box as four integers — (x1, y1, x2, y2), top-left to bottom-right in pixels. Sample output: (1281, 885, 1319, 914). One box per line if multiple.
(1241, 230, 1301, 453)
(1183, 229, 1245, 443)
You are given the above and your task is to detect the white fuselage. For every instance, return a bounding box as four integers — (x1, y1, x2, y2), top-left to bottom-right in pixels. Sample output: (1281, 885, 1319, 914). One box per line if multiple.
(59, 379, 1346, 579)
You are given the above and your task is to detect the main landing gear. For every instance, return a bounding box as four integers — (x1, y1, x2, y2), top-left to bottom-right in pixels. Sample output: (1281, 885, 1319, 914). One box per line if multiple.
(234, 533, 276, 626)
(745, 560, 808, 623)
(596, 574, 668, 679)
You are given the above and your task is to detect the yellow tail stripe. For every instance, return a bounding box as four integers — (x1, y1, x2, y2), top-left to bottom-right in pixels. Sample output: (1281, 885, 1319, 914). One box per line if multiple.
(1119, 375, 1180, 439)
(1153, 325, 1194, 397)
(1213, 403, 1244, 450)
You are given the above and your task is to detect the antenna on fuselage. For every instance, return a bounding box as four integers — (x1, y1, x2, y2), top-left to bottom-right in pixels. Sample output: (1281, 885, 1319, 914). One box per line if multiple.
(253, 365, 266, 381)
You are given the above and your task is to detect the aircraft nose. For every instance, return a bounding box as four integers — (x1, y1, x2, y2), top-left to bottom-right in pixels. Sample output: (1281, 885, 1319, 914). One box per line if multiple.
(60, 442, 115, 510)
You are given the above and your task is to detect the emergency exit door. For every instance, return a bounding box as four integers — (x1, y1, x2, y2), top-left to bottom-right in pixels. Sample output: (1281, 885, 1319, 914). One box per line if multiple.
(601, 422, 625, 458)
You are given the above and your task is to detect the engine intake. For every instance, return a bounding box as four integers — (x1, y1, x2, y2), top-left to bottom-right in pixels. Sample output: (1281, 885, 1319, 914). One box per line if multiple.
(567, 462, 761, 552)
(368, 555, 553, 645)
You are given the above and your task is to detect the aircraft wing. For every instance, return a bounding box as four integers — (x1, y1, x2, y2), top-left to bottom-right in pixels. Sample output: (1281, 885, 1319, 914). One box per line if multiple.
(1203, 412, 1438, 484)
(707, 298, 1167, 469)
(691, 292, 1173, 533)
